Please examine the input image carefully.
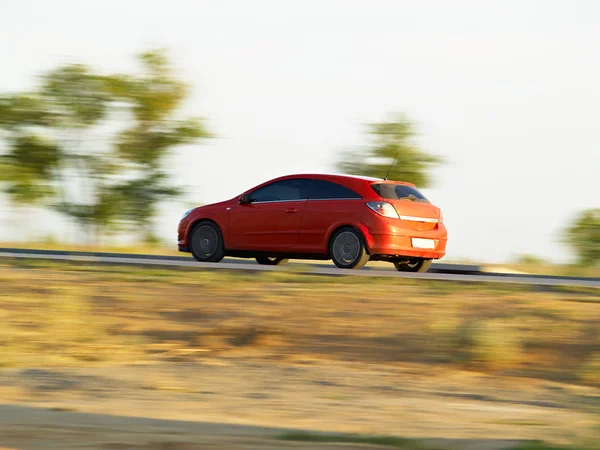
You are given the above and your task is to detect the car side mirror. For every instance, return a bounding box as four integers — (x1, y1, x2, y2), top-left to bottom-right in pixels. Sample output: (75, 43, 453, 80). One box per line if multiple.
(239, 193, 251, 205)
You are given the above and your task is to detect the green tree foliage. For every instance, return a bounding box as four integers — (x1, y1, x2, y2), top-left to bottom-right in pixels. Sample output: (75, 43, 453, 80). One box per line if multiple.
(564, 208, 600, 266)
(0, 94, 59, 205)
(337, 114, 442, 187)
(102, 50, 211, 237)
(0, 49, 211, 242)
(42, 64, 111, 128)
(108, 50, 209, 168)
(39, 64, 115, 239)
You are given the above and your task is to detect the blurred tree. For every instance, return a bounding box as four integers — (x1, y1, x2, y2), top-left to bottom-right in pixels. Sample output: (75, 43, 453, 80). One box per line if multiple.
(514, 254, 546, 266)
(336, 114, 442, 187)
(564, 208, 600, 266)
(0, 94, 59, 206)
(105, 49, 211, 238)
(40, 64, 115, 239)
(0, 49, 211, 243)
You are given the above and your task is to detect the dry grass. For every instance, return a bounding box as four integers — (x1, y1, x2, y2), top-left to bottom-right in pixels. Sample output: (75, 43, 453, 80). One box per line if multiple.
(1, 259, 598, 386)
(1, 260, 599, 449)
(0, 240, 182, 256)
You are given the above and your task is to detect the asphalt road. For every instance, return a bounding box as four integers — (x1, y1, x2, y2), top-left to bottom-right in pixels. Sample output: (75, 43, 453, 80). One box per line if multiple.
(1, 247, 599, 288)
(0, 404, 525, 450)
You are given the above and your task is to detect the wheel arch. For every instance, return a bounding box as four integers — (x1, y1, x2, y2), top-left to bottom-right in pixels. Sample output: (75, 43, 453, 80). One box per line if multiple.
(325, 221, 374, 255)
(186, 217, 225, 245)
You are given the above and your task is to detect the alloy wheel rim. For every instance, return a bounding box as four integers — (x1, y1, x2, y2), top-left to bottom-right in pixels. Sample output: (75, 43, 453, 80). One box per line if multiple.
(332, 231, 360, 265)
(192, 226, 218, 258)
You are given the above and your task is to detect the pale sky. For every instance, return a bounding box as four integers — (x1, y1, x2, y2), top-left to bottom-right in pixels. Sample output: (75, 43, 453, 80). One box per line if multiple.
(1, 0, 599, 263)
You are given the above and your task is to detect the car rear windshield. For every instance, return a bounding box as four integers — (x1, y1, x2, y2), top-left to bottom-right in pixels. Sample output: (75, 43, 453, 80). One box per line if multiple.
(371, 183, 430, 203)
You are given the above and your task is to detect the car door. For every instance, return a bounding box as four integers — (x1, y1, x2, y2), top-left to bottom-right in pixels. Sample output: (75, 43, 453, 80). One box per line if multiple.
(297, 179, 363, 252)
(228, 178, 311, 251)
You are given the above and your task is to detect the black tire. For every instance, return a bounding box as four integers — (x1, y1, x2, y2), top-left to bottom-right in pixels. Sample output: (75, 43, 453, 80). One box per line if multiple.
(189, 221, 225, 263)
(329, 227, 370, 269)
(394, 258, 432, 273)
(255, 256, 289, 266)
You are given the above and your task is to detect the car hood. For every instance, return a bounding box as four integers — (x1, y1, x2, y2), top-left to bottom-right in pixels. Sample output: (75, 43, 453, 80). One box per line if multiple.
(193, 199, 233, 212)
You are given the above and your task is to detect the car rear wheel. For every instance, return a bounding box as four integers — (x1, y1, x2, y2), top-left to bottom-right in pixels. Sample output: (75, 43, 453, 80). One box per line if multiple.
(329, 227, 370, 269)
(190, 221, 225, 263)
(394, 258, 432, 273)
(255, 256, 289, 266)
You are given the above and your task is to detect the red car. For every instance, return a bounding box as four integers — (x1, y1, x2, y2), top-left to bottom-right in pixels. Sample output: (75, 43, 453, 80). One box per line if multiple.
(178, 174, 447, 272)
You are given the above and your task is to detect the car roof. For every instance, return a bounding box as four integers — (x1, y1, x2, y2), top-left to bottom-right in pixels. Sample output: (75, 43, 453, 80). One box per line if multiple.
(288, 173, 381, 181)
(282, 173, 416, 187)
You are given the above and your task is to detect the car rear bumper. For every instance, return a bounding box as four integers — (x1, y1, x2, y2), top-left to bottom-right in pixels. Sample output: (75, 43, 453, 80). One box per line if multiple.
(363, 217, 447, 259)
(361, 215, 447, 259)
(368, 233, 447, 259)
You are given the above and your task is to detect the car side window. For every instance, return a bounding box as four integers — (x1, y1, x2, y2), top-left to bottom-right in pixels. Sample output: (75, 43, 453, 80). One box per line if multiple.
(309, 179, 362, 200)
(249, 178, 311, 202)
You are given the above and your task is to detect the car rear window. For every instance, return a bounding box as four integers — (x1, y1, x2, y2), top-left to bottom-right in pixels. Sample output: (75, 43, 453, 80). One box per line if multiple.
(371, 183, 430, 203)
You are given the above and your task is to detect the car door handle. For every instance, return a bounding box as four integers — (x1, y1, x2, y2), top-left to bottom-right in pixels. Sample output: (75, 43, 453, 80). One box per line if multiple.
(284, 208, 297, 214)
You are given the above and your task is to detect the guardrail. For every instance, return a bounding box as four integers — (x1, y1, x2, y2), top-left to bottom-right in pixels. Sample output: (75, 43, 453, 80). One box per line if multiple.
(1, 247, 598, 287)
(0, 247, 482, 273)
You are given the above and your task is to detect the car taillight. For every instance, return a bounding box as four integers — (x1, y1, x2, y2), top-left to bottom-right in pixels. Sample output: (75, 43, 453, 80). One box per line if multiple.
(366, 201, 399, 219)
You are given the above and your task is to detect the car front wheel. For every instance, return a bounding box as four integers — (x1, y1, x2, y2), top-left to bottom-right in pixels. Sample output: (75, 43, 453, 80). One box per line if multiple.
(329, 227, 370, 269)
(394, 258, 432, 273)
(190, 221, 225, 263)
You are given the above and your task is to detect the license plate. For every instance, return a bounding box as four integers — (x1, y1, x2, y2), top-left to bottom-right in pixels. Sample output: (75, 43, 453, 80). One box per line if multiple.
(411, 238, 435, 249)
